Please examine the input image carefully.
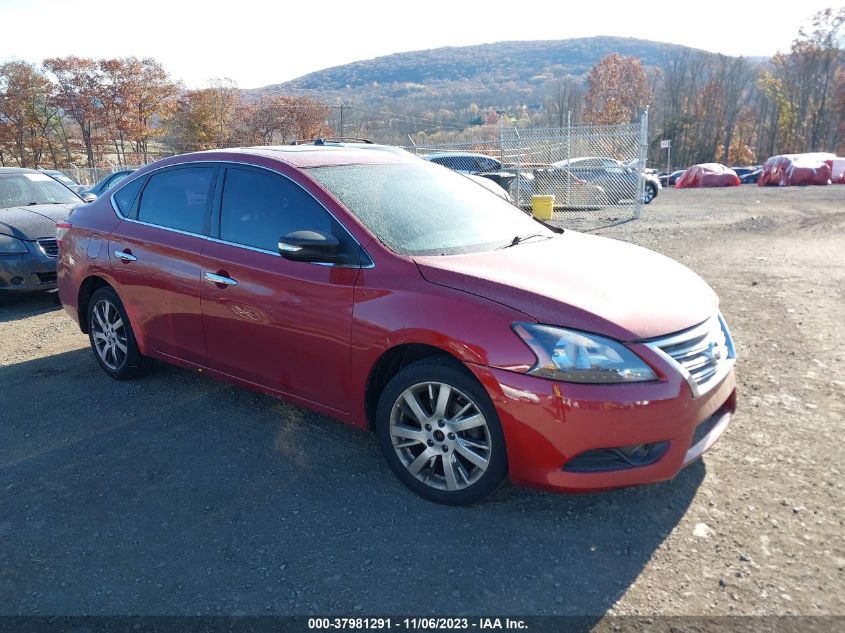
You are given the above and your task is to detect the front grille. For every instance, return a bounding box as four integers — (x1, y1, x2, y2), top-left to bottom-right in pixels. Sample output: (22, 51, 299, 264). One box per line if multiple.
(647, 314, 736, 398)
(37, 238, 58, 258)
(36, 272, 57, 284)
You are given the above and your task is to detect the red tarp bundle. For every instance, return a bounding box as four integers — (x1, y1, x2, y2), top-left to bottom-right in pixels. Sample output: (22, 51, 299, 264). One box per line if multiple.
(675, 163, 740, 188)
(758, 153, 836, 186)
(826, 158, 845, 184)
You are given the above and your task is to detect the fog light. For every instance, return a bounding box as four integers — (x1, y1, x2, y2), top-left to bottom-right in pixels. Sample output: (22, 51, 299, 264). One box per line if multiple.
(562, 441, 669, 472)
(11, 277, 23, 285)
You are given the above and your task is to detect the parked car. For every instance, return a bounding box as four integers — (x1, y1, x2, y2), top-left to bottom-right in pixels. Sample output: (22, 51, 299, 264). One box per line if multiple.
(506, 165, 609, 209)
(423, 152, 502, 174)
(464, 174, 514, 203)
(659, 170, 686, 187)
(82, 169, 136, 199)
(0, 167, 83, 295)
(552, 157, 661, 204)
(422, 151, 520, 191)
(729, 166, 759, 179)
(40, 169, 88, 196)
(740, 169, 762, 184)
(58, 143, 737, 505)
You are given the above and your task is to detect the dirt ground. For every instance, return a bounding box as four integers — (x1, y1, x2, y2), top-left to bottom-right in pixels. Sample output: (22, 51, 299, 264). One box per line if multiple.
(0, 185, 843, 618)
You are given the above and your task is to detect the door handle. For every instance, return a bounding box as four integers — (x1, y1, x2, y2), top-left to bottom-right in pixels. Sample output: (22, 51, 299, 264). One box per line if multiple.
(205, 272, 238, 287)
(114, 250, 137, 262)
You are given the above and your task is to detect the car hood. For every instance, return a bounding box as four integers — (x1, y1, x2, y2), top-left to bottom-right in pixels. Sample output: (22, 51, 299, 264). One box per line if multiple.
(414, 231, 718, 340)
(0, 205, 73, 241)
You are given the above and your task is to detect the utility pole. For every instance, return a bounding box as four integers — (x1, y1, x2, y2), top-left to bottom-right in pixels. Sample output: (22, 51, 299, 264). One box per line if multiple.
(339, 103, 345, 137)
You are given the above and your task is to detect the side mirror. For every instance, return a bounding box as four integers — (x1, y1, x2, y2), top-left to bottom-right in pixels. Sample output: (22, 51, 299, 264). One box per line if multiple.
(279, 230, 341, 263)
(80, 192, 97, 203)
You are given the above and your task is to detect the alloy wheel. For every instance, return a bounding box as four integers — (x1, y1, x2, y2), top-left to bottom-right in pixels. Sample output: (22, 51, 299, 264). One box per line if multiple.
(90, 298, 128, 371)
(389, 381, 492, 492)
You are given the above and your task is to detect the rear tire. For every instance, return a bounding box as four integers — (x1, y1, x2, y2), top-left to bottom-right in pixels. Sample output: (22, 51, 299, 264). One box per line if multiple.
(87, 286, 152, 380)
(376, 358, 507, 505)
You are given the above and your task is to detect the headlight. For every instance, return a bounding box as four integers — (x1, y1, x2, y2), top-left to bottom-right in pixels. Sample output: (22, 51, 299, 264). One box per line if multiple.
(513, 322, 657, 383)
(0, 233, 29, 254)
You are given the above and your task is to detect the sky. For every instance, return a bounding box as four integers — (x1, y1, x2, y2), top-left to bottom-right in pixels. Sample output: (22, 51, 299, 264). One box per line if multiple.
(0, 0, 837, 89)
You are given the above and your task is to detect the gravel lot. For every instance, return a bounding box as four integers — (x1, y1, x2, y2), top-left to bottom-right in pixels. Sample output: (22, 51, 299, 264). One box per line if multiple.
(0, 185, 843, 617)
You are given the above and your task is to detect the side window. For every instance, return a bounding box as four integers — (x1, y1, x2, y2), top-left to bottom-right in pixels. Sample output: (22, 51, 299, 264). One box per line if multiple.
(219, 168, 335, 253)
(112, 176, 144, 215)
(137, 166, 215, 234)
(478, 157, 501, 172)
(106, 172, 129, 190)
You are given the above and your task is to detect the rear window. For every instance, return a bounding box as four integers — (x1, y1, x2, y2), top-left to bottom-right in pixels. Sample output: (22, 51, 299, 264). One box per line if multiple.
(112, 177, 144, 215)
(136, 167, 215, 234)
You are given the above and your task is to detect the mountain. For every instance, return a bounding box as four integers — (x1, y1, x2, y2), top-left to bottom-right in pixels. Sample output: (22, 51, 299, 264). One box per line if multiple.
(250, 37, 711, 101)
(246, 36, 727, 141)
(261, 37, 703, 92)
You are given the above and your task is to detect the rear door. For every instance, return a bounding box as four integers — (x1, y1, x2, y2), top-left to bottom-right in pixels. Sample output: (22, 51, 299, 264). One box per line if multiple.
(199, 165, 362, 412)
(108, 164, 218, 365)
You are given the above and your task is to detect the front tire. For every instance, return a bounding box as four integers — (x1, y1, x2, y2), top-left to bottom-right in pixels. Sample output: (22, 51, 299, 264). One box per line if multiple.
(644, 182, 657, 204)
(87, 286, 152, 380)
(376, 358, 507, 505)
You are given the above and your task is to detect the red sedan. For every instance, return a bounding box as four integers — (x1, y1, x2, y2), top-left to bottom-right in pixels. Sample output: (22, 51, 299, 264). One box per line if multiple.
(57, 142, 736, 505)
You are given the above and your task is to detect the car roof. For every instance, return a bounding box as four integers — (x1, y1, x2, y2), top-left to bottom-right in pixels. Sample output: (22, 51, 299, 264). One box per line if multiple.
(0, 167, 40, 174)
(187, 143, 423, 169)
(422, 152, 500, 160)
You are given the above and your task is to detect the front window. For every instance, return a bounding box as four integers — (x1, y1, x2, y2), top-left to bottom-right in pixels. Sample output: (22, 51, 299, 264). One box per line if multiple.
(0, 173, 81, 209)
(219, 167, 338, 252)
(308, 162, 554, 256)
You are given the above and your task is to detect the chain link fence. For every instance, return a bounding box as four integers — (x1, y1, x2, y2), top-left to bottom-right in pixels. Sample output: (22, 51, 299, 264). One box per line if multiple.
(407, 111, 652, 228)
(57, 164, 145, 187)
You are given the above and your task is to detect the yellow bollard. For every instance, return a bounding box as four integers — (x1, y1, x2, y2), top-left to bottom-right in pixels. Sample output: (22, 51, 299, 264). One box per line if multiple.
(531, 195, 555, 220)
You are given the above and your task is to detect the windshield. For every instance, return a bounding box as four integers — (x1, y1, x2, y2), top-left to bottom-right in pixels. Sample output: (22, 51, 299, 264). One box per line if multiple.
(47, 172, 77, 186)
(308, 162, 553, 256)
(0, 173, 81, 208)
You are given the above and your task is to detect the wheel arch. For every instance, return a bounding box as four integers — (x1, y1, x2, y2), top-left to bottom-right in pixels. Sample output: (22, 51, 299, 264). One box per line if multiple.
(77, 275, 114, 334)
(364, 343, 469, 431)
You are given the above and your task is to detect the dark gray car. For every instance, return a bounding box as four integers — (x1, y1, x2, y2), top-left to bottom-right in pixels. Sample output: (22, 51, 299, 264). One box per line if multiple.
(0, 167, 82, 295)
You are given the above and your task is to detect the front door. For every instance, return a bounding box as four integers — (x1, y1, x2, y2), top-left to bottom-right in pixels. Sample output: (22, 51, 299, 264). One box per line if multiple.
(200, 166, 360, 413)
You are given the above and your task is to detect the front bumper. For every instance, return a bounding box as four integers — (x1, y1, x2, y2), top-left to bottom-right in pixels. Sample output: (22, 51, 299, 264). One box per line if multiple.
(0, 249, 58, 293)
(469, 361, 736, 492)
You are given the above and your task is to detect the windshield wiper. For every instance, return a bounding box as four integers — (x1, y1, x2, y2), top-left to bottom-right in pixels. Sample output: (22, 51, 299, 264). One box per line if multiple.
(496, 233, 550, 250)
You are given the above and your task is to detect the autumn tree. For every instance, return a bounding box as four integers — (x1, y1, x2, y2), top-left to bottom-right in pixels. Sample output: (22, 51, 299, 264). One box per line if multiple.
(583, 54, 650, 125)
(236, 95, 294, 145)
(0, 61, 66, 168)
(43, 56, 104, 167)
(97, 57, 178, 164)
(131, 58, 179, 160)
(98, 58, 136, 164)
(226, 95, 332, 146)
(167, 79, 240, 152)
(773, 7, 845, 152)
(545, 78, 583, 128)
